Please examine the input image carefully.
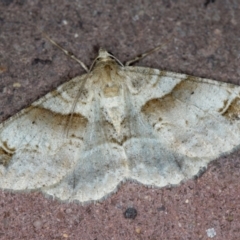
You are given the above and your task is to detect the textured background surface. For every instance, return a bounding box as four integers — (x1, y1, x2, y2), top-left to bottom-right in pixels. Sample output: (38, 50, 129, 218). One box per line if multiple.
(0, 0, 240, 239)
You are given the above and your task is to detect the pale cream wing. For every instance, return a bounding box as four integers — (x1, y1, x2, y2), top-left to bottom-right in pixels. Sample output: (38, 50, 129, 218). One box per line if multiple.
(43, 97, 129, 203)
(0, 67, 130, 203)
(0, 74, 92, 190)
(122, 67, 240, 186)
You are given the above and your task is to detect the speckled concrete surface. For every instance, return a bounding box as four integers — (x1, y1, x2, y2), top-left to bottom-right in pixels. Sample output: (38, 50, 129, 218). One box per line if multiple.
(0, 0, 240, 239)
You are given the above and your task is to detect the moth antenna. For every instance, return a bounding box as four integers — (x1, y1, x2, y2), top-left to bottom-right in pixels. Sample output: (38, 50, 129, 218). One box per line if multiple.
(125, 37, 173, 66)
(42, 33, 89, 73)
(107, 53, 124, 67)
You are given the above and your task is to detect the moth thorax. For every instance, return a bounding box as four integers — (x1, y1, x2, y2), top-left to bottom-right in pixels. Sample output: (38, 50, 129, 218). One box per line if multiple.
(103, 84, 120, 97)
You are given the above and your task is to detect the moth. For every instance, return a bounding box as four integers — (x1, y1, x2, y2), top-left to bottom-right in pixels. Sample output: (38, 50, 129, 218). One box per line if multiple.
(0, 39, 240, 203)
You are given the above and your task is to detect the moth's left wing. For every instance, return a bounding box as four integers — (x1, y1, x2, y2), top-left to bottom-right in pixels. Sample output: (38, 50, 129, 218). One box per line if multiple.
(0, 75, 90, 190)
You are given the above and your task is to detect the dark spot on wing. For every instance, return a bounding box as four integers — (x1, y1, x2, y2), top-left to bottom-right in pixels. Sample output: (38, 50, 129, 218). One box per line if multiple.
(222, 98, 240, 122)
(0, 142, 15, 166)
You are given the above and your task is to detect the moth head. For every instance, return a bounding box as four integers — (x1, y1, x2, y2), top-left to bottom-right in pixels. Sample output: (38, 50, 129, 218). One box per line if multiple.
(89, 48, 124, 71)
(97, 48, 113, 60)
